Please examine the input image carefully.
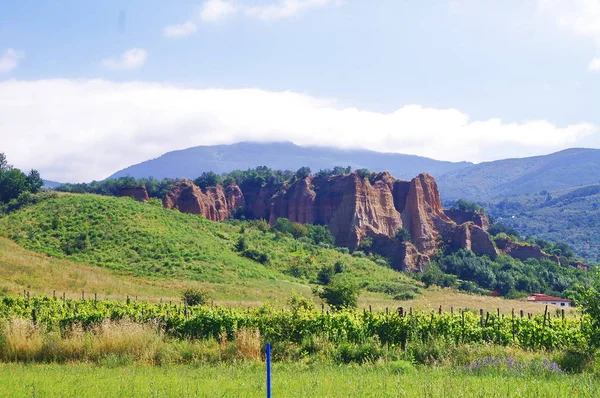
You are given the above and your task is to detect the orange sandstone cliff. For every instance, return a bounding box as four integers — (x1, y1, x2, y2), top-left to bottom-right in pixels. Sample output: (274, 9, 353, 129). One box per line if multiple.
(162, 171, 559, 270)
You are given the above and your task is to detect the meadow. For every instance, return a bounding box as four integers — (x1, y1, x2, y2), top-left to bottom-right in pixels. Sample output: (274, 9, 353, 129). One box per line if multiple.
(2, 363, 599, 398)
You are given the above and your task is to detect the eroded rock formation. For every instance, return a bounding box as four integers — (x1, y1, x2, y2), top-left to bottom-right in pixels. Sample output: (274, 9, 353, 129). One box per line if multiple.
(494, 236, 560, 264)
(163, 180, 244, 222)
(161, 171, 566, 271)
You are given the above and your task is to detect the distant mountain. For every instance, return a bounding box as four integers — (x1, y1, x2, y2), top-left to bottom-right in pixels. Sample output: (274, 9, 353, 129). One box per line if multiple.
(42, 180, 62, 189)
(107, 142, 472, 181)
(437, 148, 600, 201)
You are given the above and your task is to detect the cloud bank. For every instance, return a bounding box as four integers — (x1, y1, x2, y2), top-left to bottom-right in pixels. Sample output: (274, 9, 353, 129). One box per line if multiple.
(0, 79, 596, 182)
(102, 49, 148, 70)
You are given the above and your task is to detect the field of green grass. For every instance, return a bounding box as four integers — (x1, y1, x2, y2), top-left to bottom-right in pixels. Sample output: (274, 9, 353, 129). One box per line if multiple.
(1, 363, 598, 397)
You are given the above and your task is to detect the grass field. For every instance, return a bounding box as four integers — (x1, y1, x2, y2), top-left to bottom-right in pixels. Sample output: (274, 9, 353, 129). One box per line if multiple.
(0, 363, 598, 397)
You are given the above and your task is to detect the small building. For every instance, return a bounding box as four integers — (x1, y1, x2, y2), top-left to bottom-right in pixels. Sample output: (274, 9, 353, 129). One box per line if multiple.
(526, 293, 573, 307)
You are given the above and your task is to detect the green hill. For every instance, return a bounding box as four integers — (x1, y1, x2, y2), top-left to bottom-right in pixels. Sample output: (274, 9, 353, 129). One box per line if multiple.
(484, 184, 600, 263)
(0, 194, 420, 302)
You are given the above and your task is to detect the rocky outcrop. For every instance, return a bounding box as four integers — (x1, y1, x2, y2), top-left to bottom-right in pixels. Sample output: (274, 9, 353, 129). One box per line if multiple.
(444, 209, 490, 231)
(163, 180, 244, 222)
(494, 237, 560, 264)
(160, 171, 572, 271)
(118, 186, 149, 202)
(268, 172, 406, 250)
(453, 223, 497, 259)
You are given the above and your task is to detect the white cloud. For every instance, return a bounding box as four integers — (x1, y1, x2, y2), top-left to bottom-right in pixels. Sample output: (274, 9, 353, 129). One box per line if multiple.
(590, 57, 600, 71)
(537, 0, 600, 70)
(245, 0, 341, 21)
(163, 21, 198, 37)
(200, 0, 238, 22)
(0, 79, 596, 182)
(102, 48, 147, 70)
(0, 48, 24, 73)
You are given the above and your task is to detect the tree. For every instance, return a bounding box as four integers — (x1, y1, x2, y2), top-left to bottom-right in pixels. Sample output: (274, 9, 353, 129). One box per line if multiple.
(395, 228, 411, 242)
(576, 269, 600, 347)
(0, 168, 29, 203)
(307, 224, 335, 245)
(452, 199, 484, 214)
(182, 288, 210, 306)
(26, 170, 44, 193)
(0, 153, 9, 173)
(194, 172, 222, 190)
(315, 282, 359, 310)
(295, 166, 311, 179)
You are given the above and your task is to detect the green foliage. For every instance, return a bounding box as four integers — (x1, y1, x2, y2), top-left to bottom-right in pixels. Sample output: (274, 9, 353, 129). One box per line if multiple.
(0, 153, 44, 208)
(295, 166, 311, 179)
(355, 169, 372, 179)
(488, 223, 520, 238)
(576, 269, 600, 347)
(307, 224, 335, 245)
(395, 228, 411, 242)
(451, 199, 484, 214)
(193, 172, 221, 190)
(317, 265, 336, 285)
(315, 282, 360, 310)
(182, 288, 210, 306)
(56, 177, 176, 199)
(315, 166, 352, 178)
(0, 295, 592, 353)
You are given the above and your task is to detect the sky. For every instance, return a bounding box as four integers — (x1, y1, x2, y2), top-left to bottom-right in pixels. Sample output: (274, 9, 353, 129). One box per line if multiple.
(1, 0, 600, 182)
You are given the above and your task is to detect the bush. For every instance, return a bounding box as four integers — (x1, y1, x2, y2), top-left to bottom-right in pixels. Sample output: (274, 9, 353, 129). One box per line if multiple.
(387, 360, 416, 374)
(554, 350, 593, 374)
(395, 228, 411, 242)
(317, 266, 336, 285)
(182, 288, 210, 306)
(315, 282, 360, 310)
(307, 224, 335, 245)
(241, 249, 269, 264)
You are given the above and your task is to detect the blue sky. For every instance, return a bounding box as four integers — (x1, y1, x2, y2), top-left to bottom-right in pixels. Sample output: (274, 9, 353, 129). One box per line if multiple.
(1, 0, 599, 182)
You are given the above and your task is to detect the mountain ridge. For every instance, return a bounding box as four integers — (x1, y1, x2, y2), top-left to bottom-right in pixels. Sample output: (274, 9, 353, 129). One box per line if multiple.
(107, 141, 472, 181)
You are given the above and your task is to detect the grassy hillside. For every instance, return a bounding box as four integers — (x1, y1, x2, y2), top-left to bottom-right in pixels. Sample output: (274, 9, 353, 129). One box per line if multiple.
(484, 184, 600, 263)
(438, 148, 600, 201)
(0, 194, 421, 303)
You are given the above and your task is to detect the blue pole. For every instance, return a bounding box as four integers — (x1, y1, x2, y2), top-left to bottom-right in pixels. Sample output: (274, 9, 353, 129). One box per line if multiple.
(266, 342, 272, 398)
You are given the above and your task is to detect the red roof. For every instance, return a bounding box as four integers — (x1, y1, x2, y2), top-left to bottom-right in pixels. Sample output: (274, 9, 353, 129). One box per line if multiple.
(526, 294, 572, 303)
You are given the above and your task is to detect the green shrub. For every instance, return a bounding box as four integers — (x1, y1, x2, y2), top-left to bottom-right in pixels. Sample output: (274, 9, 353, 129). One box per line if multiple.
(395, 228, 411, 242)
(315, 282, 359, 310)
(387, 360, 416, 374)
(182, 288, 210, 306)
(241, 249, 269, 264)
(554, 350, 593, 374)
